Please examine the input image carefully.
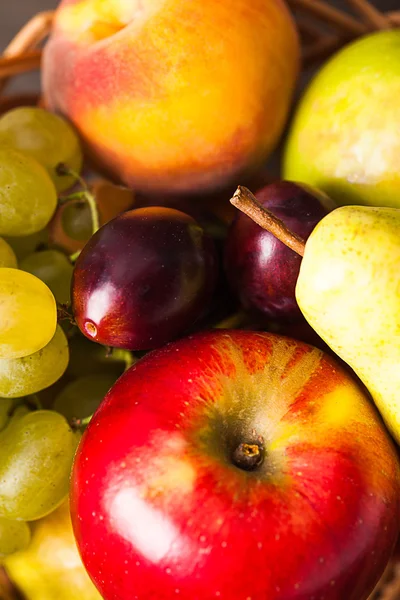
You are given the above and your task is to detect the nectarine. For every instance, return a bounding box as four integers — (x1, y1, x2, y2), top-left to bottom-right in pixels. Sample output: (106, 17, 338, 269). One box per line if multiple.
(43, 0, 299, 195)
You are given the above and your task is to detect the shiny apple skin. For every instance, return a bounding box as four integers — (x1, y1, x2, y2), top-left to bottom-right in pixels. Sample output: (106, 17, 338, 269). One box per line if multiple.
(225, 181, 336, 321)
(71, 330, 400, 600)
(71, 207, 217, 351)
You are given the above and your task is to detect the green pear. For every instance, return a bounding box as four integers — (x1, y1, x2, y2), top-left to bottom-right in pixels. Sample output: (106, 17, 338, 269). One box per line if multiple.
(296, 205, 400, 442)
(284, 30, 400, 208)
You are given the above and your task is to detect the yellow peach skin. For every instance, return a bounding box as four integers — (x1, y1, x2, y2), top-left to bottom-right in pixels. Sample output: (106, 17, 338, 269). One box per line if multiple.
(42, 0, 299, 195)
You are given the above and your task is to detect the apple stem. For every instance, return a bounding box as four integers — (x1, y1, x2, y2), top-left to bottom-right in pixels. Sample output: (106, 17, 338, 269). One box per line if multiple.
(232, 442, 265, 472)
(230, 186, 306, 257)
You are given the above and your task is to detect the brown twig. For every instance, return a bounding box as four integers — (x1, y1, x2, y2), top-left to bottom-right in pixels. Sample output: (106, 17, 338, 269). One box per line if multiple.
(287, 0, 368, 35)
(389, 11, 400, 26)
(297, 17, 326, 41)
(2, 11, 54, 56)
(345, 0, 391, 30)
(230, 187, 305, 257)
(0, 50, 42, 81)
(368, 561, 400, 600)
(303, 34, 343, 67)
(0, 92, 39, 114)
(299, 1, 396, 69)
(0, 11, 54, 95)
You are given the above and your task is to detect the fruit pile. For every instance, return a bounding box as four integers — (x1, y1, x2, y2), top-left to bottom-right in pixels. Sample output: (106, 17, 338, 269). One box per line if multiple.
(1, 0, 400, 599)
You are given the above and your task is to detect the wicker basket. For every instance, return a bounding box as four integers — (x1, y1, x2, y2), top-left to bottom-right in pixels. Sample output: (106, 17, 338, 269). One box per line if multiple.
(0, 1, 400, 599)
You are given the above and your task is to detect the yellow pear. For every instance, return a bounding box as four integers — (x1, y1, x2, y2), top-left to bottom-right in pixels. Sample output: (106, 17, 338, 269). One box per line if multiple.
(295, 205, 400, 443)
(3, 501, 101, 600)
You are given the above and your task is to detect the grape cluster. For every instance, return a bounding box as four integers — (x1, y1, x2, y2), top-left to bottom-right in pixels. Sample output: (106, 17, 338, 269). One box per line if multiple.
(0, 107, 94, 556)
(0, 105, 223, 557)
(0, 102, 334, 561)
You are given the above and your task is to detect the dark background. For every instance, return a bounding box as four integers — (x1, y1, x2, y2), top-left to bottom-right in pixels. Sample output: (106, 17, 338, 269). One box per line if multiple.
(3, 1, 56, 46)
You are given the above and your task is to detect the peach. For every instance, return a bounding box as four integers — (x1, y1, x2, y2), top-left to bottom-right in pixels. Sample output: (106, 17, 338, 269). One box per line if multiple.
(42, 0, 299, 195)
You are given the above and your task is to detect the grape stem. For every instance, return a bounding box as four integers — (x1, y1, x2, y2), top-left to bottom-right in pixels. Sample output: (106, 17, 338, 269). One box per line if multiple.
(56, 163, 101, 263)
(70, 415, 93, 430)
(26, 394, 42, 411)
(57, 302, 76, 325)
(69, 250, 81, 263)
(107, 348, 137, 371)
(214, 311, 253, 330)
(60, 190, 100, 234)
(230, 186, 306, 257)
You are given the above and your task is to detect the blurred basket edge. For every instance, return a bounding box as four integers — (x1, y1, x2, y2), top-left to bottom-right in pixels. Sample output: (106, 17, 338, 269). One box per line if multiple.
(0, 1, 400, 600)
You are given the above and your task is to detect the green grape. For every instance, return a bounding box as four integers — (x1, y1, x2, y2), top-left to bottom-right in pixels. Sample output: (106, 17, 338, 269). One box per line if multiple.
(0, 107, 83, 193)
(62, 201, 93, 242)
(37, 374, 69, 410)
(0, 517, 30, 556)
(4, 404, 31, 425)
(0, 148, 57, 237)
(53, 374, 118, 421)
(0, 410, 80, 521)
(4, 228, 49, 261)
(20, 249, 73, 305)
(0, 269, 57, 360)
(0, 326, 69, 398)
(0, 237, 17, 268)
(67, 334, 127, 379)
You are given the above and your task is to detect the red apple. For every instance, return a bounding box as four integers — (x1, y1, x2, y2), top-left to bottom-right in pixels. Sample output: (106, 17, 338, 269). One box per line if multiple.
(71, 330, 400, 600)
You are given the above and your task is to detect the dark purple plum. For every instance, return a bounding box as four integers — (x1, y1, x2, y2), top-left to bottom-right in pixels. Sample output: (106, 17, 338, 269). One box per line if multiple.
(224, 181, 336, 322)
(72, 207, 218, 351)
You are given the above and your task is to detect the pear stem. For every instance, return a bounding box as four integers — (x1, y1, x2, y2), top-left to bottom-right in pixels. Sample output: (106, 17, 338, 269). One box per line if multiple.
(230, 186, 305, 257)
